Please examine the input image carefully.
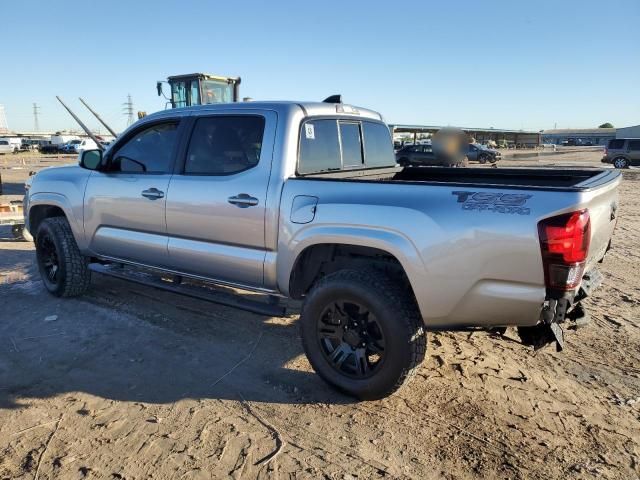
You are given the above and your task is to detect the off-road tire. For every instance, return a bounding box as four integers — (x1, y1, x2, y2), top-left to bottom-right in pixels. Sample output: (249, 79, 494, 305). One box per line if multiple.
(613, 157, 629, 169)
(300, 269, 426, 400)
(35, 217, 91, 297)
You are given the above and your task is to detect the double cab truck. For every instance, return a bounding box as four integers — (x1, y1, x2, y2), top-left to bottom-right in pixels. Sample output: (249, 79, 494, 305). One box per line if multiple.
(24, 100, 621, 399)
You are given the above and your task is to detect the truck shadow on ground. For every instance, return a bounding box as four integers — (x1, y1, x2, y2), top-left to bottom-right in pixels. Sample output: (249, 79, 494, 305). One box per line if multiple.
(0, 248, 357, 410)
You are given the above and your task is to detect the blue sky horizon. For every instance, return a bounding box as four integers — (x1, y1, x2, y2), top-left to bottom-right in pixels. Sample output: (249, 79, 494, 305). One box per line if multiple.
(0, 0, 638, 133)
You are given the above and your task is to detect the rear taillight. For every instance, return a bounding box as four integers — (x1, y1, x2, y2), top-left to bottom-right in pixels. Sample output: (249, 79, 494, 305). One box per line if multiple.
(538, 210, 591, 291)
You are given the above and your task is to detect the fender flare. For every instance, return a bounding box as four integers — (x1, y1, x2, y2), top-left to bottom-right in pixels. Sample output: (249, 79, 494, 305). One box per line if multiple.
(277, 225, 426, 298)
(28, 192, 86, 248)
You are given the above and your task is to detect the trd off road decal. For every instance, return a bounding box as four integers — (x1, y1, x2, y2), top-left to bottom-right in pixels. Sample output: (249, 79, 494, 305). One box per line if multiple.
(452, 191, 532, 215)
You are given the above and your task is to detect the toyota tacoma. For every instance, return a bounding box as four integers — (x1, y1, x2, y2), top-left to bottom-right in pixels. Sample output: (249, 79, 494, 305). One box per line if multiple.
(24, 99, 621, 399)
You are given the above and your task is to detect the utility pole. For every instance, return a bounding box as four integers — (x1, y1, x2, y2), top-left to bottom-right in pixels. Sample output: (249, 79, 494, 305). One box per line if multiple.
(33, 103, 41, 132)
(0, 105, 8, 133)
(123, 94, 134, 127)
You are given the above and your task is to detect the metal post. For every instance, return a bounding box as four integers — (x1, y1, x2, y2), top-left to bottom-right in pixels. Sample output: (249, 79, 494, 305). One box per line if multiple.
(55, 96, 104, 151)
(79, 98, 118, 137)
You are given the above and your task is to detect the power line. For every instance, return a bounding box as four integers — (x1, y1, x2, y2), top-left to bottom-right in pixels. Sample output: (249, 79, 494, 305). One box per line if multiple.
(122, 94, 134, 126)
(33, 103, 41, 132)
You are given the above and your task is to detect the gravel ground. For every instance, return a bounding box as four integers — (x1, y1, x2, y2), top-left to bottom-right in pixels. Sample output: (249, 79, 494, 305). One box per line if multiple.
(0, 150, 638, 479)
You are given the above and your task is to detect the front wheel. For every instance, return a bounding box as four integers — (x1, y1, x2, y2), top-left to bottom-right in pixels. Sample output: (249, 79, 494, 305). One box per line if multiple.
(300, 269, 426, 400)
(613, 157, 629, 169)
(478, 154, 488, 164)
(35, 217, 91, 297)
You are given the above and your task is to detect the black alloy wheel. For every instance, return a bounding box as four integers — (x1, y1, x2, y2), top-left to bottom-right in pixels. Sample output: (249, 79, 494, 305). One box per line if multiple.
(37, 230, 60, 287)
(316, 299, 386, 379)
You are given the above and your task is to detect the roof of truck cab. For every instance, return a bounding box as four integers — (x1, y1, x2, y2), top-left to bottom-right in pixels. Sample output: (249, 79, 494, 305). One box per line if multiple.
(144, 101, 384, 122)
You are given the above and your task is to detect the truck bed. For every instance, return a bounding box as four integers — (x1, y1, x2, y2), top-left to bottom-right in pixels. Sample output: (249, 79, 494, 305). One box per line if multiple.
(302, 166, 620, 192)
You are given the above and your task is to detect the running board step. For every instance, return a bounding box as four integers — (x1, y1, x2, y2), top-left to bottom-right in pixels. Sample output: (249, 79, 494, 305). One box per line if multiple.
(89, 263, 286, 317)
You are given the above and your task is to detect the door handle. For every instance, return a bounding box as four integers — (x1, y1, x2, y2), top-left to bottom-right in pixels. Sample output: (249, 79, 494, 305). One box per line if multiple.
(141, 188, 164, 200)
(228, 193, 259, 208)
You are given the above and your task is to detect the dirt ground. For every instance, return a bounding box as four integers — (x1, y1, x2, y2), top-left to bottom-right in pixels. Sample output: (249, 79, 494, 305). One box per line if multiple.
(0, 150, 638, 479)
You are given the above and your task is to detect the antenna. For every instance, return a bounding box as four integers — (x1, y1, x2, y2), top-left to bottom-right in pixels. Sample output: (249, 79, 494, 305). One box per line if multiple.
(33, 103, 41, 132)
(0, 105, 8, 133)
(123, 94, 134, 126)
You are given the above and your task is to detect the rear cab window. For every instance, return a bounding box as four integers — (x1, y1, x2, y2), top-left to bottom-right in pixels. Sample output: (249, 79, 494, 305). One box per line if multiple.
(298, 118, 395, 174)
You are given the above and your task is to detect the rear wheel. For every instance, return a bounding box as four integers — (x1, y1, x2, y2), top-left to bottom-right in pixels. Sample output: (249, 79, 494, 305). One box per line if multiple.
(35, 217, 91, 297)
(300, 269, 426, 400)
(613, 157, 629, 169)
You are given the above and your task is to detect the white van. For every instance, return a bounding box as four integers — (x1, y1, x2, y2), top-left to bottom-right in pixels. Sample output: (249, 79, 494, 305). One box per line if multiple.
(74, 138, 98, 153)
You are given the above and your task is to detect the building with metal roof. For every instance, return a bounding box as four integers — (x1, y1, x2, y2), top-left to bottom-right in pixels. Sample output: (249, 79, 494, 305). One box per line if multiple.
(616, 125, 640, 139)
(541, 128, 615, 146)
(389, 124, 541, 147)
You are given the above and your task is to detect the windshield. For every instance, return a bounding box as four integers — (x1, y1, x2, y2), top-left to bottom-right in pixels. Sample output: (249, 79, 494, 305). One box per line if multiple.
(201, 79, 234, 104)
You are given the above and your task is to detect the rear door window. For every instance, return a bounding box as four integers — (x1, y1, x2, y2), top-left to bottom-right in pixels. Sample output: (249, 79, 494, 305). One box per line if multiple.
(608, 139, 625, 149)
(299, 119, 341, 173)
(628, 140, 640, 151)
(184, 115, 265, 175)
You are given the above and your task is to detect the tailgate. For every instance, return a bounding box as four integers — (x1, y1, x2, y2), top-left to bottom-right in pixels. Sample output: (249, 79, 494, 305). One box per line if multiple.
(577, 171, 620, 272)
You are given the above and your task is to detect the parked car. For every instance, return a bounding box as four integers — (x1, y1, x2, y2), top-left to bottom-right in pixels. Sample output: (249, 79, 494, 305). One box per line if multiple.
(395, 144, 467, 167)
(0, 137, 22, 153)
(0, 140, 16, 155)
(60, 139, 82, 153)
(24, 100, 621, 400)
(466, 143, 501, 164)
(20, 140, 40, 151)
(601, 138, 640, 169)
(39, 143, 62, 154)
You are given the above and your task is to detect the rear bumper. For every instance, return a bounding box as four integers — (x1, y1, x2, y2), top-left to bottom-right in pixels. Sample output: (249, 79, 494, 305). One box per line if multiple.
(542, 268, 604, 324)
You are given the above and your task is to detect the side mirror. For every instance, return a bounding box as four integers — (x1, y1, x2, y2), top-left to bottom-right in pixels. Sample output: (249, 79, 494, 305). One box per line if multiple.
(156, 81, 163, 97)
(80, 149, 102, 171)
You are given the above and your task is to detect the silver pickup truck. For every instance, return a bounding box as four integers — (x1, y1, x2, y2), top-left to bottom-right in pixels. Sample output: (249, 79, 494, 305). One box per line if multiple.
(24, 100, 621, 399)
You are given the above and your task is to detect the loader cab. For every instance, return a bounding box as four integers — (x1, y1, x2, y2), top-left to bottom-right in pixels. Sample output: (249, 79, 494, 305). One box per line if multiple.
(158, 73, 241, 109)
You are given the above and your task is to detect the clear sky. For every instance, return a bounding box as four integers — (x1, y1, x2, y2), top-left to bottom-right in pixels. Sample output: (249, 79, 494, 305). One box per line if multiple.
(1, 0, 638, 133)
